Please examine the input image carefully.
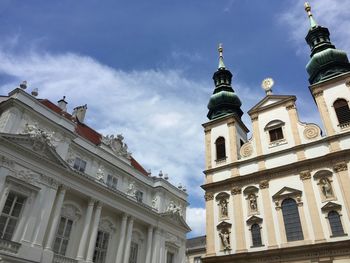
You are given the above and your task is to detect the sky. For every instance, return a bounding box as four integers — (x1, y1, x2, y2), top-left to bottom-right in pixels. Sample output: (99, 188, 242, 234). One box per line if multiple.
(0, 0, 349, 237)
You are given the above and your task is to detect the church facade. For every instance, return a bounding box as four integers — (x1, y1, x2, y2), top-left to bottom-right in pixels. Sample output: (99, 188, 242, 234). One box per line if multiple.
(202, 3, 350, 263)
(0, 78, 190, 261)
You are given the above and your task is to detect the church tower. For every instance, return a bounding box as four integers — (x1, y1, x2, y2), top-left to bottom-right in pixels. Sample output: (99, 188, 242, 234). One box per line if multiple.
(305, 3, 350, 146)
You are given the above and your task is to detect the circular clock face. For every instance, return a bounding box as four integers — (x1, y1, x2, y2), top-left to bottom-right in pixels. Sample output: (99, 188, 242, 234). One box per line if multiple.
(261, 78, 274, 91)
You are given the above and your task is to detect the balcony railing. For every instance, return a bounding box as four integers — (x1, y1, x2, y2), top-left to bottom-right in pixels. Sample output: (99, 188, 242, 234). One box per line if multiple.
(53, 254, 78, 263)
(0, 238, 21, 254)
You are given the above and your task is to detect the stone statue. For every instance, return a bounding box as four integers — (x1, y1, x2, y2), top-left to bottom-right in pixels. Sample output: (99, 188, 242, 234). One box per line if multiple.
(152, 196, 158, 210)
(96, 167, 105, 182)
(126, 182, 136, 197)
(320, 178, 333, 198)
(219, 229, 231, 250)
(249, 194, 257, 211)
(219, 199, 228, 217)
(166, 201, 182, 215)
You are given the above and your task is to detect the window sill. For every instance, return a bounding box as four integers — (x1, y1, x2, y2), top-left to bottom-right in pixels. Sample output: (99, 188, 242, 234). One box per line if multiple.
(330, 233, 348, 238)
(215, 157, 227, 165)
(250, 244, 265, 248)
(339, 122, 350, 129)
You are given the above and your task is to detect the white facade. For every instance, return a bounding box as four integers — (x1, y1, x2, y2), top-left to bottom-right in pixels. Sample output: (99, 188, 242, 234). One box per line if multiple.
(0, 87, 190, 263)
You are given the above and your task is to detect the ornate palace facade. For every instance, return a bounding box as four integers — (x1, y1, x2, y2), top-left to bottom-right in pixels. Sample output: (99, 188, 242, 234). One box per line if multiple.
(202, 3, 350, 263)
(0, 82, 190, 262)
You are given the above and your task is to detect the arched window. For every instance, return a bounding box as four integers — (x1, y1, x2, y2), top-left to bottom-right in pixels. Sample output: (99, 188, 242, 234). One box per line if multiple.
(328, 211, 345, 237)
(215, 137, 226, 161)
(334, 99, 350, 126)
(251, 223, 262, 247)
(264, 120, 285, 143)
(281, 198, 304, 242)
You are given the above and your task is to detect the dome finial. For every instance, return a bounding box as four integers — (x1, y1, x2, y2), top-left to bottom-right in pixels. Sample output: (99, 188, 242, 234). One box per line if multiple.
(304, 2, 318, 28)
(218, 43, 226, 69)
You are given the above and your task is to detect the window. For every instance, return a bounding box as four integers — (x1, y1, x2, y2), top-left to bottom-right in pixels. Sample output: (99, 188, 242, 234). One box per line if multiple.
(0, 192, 26, 240)
(166, 251, 174, 263)
(106, 175, 118, 190)
(53, 217, 73, 255)
(129, 242, 138, 263)
(73, 157, 87, 172)
(251, 223, 262, 247)
(93, 230, 110, 263)
(281, 198, 304, 242)
(135, 190, 143, 203)
(194, 257, 202, 263)
(328, 211, 345, 237)
(269, 127, 283, 142)
(334, 99, 350, 126)
(215, 137, 226, 161)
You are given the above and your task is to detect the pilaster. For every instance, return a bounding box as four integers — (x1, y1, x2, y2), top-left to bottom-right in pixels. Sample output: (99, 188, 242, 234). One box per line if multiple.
(86, 202, 102, 263)
(115, 213, 128, 263)
(231, 187, 247, 252)
(205, 192, 215, 256)
(333, 162, 350, 220)
(122, 217, 134, 263)
(286, 103, 305, 160)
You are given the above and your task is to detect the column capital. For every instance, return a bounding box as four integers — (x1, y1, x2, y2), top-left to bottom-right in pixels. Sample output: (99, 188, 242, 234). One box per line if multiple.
(231, 186, 242, 195)
(313, 90, 323, 98)
(333, 162, 348, 172)
(205, 192, 214, 201)
(286, 103, 296, 110)
(259, 180, 269, 189)
(299, 171, 312, 181)
(96, 201, 103, 209)
(88, 198, 96, 206)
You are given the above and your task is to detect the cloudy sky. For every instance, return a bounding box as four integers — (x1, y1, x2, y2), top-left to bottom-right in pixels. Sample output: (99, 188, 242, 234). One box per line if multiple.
(0, 0, 349, 237)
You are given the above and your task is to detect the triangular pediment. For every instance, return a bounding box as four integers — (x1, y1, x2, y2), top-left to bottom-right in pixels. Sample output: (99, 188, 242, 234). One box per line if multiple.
(272, 186, 302, 200)
(0, 133, 70, 169)
(248, 95, 296, 115)
(161, 212, 191, 232)
(321, 202, 342, 212)
(217, 221, 232, 230)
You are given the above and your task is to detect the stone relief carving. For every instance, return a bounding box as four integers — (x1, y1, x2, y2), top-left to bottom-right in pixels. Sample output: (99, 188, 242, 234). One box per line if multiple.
(240, 142, 253, 158)
(248, 193, 258, 212)
(333, 162, 348, 172)
(22, 122, 61, 149)
(152, 195, 159, 210)
(205, 192, 214, 201)
(15, 169, 38, 184)
(126, 181, 136, 197)
(166, 201, 182, 216)
(99, 218, 116, 233)
(61, 204, 81, 221)
(101, 134, 131, 159)
(259, 180, 269, 189)
(303, 124, 321, 140)
(299, 171, 311, 180)
(0, 155, 15, 169)
(231, 187, 241, 195)
(96, 166, 105, 182)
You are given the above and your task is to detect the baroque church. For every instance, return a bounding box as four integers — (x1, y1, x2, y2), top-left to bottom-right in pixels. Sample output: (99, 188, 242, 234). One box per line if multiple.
(201, 3, 350, 263)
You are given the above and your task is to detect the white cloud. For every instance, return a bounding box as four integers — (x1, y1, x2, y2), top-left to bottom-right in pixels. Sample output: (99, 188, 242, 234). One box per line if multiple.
(186, 207, 206, 237)
(279, 0, 350, 55)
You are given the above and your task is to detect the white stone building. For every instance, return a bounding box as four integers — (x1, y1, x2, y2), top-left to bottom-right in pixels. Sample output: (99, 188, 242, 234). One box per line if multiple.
(202, 4, 350, 263)
(0, 82, 190, 263)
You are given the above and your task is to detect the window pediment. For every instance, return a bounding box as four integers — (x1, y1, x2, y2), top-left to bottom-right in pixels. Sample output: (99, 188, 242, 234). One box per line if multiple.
(264, 120, 285, 131)
(321, 202, 342, 212)
(246, 215, 263, 225)
(216, 221, 232, 230)
(272, 187, 302, 200)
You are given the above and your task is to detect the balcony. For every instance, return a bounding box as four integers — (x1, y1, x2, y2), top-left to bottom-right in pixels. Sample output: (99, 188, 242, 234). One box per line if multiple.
(0, 238, 21, 254)
(53, 254, 78, 263)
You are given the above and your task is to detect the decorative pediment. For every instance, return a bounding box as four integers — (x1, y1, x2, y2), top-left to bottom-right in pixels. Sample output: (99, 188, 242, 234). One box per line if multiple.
(272, 187, 302, 200)
(243, 186, 259, 195)
(160, 212, 191, 232)
(321, 202, 342, 212)
(101, 134, 132, 159)
(217, 221, 232, 230)
(246, 215, 263, 225)
(248, 95, 296, 115)
(216, 192, 230, 200)
(0, 133, 71, 170)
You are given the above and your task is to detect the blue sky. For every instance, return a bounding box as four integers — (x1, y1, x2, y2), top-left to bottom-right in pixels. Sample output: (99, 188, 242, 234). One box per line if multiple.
(0, 0, 349, 237)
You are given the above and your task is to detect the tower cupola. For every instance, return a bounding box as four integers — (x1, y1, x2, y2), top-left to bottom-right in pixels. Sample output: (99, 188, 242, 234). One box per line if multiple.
(304, 2, 350, 84)
(207, 44, 243, 120)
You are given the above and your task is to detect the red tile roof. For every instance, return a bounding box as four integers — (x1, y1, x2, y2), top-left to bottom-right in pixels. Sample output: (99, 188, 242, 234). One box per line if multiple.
(39, 99, 148, 176)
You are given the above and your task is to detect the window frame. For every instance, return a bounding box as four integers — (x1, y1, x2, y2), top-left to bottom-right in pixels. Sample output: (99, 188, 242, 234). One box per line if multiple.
(327, 210, 346, 237)
(53, 216, 73, 256)
(215, 137, 226, 162)
(250, 223, 263, 247)
(93, 230, 110, 263)
(73, 157, 87, 173)
(129, 241, 139, 263)
(106, 175, 118, 190)
(264, 120, 286, 145)
(333, 98, 350, 127)
(281, 198, 304, 242)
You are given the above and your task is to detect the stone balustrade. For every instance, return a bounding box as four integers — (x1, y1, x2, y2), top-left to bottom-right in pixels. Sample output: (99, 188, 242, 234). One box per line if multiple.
(53, 254, 78, 263)
(0, 238, 21, 254)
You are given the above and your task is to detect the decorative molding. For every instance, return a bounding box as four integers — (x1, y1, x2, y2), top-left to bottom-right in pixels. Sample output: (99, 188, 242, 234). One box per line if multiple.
(0, 155, 15, 169)
(303, 124, 321, 140)
(246, 215, 263, 225)
(299, 171, 311, 181)
(259, 180, 269, 189)
(231, 187, 241, 195)
(313, 90, 323, 98)
(333, 162, 348, 172)
(321, 201, 342, 212)
(240, 142, 253, 158)
(205, 192, 214, 201)
(99, 218, 116, 233)
(286, 103, 296, 110)
(61, 204, 81, 221)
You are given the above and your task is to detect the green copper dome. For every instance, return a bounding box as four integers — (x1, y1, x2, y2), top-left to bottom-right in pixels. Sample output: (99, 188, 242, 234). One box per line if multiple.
(304, 3, 350, 84)
(207, 45, 243, 120)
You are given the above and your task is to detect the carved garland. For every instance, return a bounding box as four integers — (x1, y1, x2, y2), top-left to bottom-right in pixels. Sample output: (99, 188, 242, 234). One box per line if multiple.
(333, 162, 348, 172)
(205, 192, 214, 201)
(299, 171, 311, 181)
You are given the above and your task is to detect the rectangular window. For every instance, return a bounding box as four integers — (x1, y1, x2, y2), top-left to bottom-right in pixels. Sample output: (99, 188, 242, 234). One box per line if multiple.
(53, 217, 73, 255)
(73, 157, 87, 172)
(135, 190, 143, 203)
(93, 230, 110, 263)
(0, 192, 26, 240)
(106, 175, 118, 190)
(166, 251, 174, 263)
(269, 127, 283, 142)
(129, 242, 138, 263)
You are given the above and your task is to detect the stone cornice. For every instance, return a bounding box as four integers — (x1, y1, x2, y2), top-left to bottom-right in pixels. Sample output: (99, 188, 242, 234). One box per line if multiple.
(203, 130, 350, 176)
(202, 114, 249, 133)
(201, 149, 350, 192)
